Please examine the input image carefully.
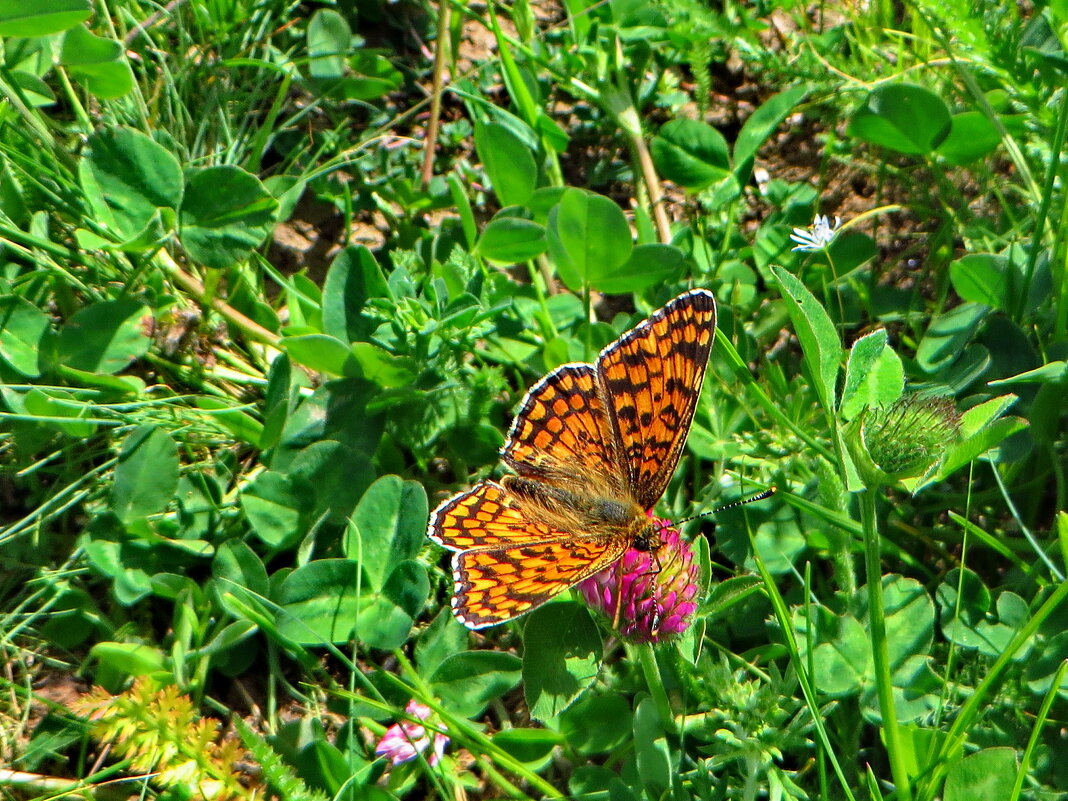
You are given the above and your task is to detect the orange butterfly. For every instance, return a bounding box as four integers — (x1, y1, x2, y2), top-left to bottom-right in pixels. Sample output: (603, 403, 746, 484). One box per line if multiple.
(427, 289, 716, 629)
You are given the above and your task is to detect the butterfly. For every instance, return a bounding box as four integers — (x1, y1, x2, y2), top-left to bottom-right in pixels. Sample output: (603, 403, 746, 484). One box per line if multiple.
(427, 289, 717, 629)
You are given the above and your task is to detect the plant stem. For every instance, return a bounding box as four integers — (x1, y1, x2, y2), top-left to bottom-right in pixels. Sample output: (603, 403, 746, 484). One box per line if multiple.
(860, 488, 911, 801)
(629, 131, 672, 244)
(421, 0, 450, 188)
(636, 643, 675, 734)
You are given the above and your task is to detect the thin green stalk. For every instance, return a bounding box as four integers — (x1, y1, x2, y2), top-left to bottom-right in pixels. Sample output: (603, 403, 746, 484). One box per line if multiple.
(421, 0, 451, 188)
(1010, 659, 1067, 801)
(634, 643, 675, 734)
(860, 489, 911, 801)
(748, 535, 857, 801)
(714, 336, 836, 463)
(919, 578, 1068, 801)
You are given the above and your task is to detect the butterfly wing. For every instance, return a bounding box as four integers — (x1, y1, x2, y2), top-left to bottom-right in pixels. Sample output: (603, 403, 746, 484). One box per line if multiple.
(452, 537, 628, 628)
(428, 480, 627, 628)
(428, 481, 566, 551)
(500, 363, 623, 494)
(597, 289, 717, 510)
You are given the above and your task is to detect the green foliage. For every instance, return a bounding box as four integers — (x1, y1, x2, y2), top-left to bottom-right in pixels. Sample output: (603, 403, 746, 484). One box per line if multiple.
(1, 0, 1066, 799)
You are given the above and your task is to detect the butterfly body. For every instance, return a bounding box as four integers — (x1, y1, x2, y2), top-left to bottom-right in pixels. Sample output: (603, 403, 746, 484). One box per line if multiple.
(428, 289, 717, 629)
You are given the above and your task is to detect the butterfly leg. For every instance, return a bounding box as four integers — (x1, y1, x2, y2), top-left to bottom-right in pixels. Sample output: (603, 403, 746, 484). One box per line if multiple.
(611, 557, 625, 630)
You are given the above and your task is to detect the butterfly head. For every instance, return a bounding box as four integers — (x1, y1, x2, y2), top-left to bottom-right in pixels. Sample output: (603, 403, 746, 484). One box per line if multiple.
(631, 517, 669, 552)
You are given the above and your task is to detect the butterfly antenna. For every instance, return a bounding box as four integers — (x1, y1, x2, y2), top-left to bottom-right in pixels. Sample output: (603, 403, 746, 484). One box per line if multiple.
(674, 486, 776, 526)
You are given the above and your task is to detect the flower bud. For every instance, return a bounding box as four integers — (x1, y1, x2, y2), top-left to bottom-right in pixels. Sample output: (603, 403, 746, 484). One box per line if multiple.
(847, 394, 960, 486)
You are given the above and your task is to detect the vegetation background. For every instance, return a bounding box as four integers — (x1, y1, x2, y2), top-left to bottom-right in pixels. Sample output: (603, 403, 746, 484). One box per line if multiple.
(0, 0, 1065, 799)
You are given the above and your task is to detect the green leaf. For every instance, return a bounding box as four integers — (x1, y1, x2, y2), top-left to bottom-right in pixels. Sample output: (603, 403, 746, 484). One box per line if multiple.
(57, 298, 151, 374)
(936, 111, 1002, 165)
(916, 302, 988, 373)
(771, 265, 842, 413)
(350, 476, 428, 591)
(522, 602, 602, 722)
(865, 575, 935, 673)
(23, 389, 96, 437)
(212, 539, 269, 597)
(884, 654, 942, 723)
(240, 470, 311, 548)
(1024, 630, 1068, 695)
(989, 360, 1068, 385)
(0, 296, 50, 376)
(559, 692, 632, 755)
(89, 641, 167, 677)
(848, 84, 952, 155)
(0, 0, 90, 36)
(733, 85, 810, 167)
(633, 696, 672, 796)
(943, 748, 1018, 801)
(79, 127, 183, 243)
(591, 243, 685, 294)
(476, 217, 548, 263)
(475, 121, 537, 207)
(949, 254, 1011, 310)
(547, 189, 632, 292)
(280, 334, 357, 376)
(840, 330, 904, 420)
(60, 25, 133, 98)
(290, 441, 374, 525)
(938, 569, 1031, 658)
(193, 396, 264, 447)
(111, 426, 179, 525)
(350, 343, 416, 388)
(275, 559, 359, 644)
(82, 537, 153, 605)
(179, 165, 278, 268)
(358, 560, 428, 649)
(898, 726, 957, 786)
(811, 613, 870, 695)
(414, 609, 470, 675)
(650, 118, 730, 190)
(429, 651, 523, 718)
(8, 70, 55, 107)
(491, 728, 562, 769)
(307, 9, 350, 80)
(321, 246, 390, 343)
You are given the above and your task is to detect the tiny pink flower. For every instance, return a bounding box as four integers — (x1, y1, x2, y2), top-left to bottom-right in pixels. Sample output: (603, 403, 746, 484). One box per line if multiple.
(578, 520, 700, 644)
(375, 701, 449, 767)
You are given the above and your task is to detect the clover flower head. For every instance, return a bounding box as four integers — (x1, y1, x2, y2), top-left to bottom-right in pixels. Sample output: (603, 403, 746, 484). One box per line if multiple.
(374, 701, 449, 767)
(857, 393, 961, 480)
(578, 520, 700, 644)
(790, 214, 842, 252)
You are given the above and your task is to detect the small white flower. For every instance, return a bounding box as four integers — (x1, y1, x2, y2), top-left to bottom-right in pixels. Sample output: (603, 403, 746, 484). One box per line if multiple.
(790, 214, 842, 252)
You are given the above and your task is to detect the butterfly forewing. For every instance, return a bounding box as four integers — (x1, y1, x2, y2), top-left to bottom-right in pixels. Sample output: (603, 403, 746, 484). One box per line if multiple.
(500, 363, 622, 492)
(597, 289, 716, 510)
